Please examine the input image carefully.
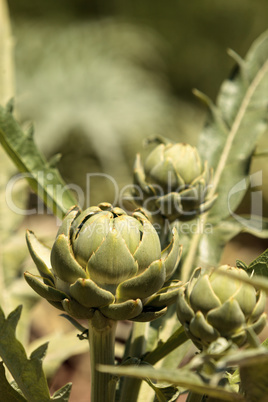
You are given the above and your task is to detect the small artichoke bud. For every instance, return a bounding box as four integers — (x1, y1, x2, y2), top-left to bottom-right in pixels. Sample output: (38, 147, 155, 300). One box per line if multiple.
(25, 203, 182, 322)
(133, 140, 217, 221)
(177, 265, 267, 349)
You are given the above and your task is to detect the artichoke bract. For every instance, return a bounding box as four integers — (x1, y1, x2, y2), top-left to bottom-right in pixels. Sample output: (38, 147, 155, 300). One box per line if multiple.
(177, 265, 267, 349)
(25, 203, 182, 322)
(133, 140, 216, 221)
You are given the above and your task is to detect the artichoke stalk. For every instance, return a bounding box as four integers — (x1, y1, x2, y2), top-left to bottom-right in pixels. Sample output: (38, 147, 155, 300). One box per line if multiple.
(177, 265, 267, 350)
(25, 202, 182, 402)
(133, 139, 217, 222)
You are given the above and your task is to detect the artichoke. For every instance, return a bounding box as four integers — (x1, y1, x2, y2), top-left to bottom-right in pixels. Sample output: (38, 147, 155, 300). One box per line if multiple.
(177, 265, 267, 349)
(25, 203, 182, 322)
(133, 140, 216, 221)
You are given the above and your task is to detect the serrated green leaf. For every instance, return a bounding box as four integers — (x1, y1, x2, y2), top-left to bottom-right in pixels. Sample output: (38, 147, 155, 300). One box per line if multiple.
(30, 342, 49, 361)
(0, 362, 27, 402)
(0, 305, 51, 401)
(199, 30, 268, 222)
(0, 105, 77, 219)
(181, 31, 268, 281)
(0, 305, 72, 402)
(246, 248, 268, 276)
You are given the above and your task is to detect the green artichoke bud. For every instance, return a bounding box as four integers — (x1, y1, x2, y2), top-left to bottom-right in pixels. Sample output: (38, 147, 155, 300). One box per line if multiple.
(25, 203, 182, 322)
(177, 265, 267, 349)
(133, 140, 217, 221)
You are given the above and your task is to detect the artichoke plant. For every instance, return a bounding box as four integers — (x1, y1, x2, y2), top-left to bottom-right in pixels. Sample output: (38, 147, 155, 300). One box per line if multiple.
(25, 202, 182, 322)
(177, 265, 267, 349)
(133, 139, 217, 221)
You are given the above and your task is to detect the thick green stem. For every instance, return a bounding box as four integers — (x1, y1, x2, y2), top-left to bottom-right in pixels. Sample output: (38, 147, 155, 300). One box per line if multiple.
(88, 311, 117, 402)
(119, 322, 148, 402)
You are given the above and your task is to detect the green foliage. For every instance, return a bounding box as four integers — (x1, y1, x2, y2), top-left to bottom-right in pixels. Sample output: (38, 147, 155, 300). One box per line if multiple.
(198, 31, 268, 222)
(0, 102, 77, 219)
(181, 29, 268, 280)
(0, 305, 72, 401)
(117, 30, 268, 402)
(244, 248, 268, 276)
(0, 362, 27, 402)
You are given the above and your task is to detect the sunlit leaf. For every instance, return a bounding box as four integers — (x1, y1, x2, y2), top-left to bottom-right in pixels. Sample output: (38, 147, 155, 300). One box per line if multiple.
(246, 248, 268, 277)
(198, 30, 268, 222)
(0, 104, 77, 219)
(182, 30, 268, 279)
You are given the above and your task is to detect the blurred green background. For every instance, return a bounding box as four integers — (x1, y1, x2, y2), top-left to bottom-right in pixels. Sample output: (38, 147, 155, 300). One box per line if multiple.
(7, 0, 268, 209)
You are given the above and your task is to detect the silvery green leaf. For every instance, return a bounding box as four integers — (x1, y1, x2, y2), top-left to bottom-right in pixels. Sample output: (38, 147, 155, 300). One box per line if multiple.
(198, 31, 268, 222)
(182, 31, 268, 280)
(0, 305, 51, 401)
